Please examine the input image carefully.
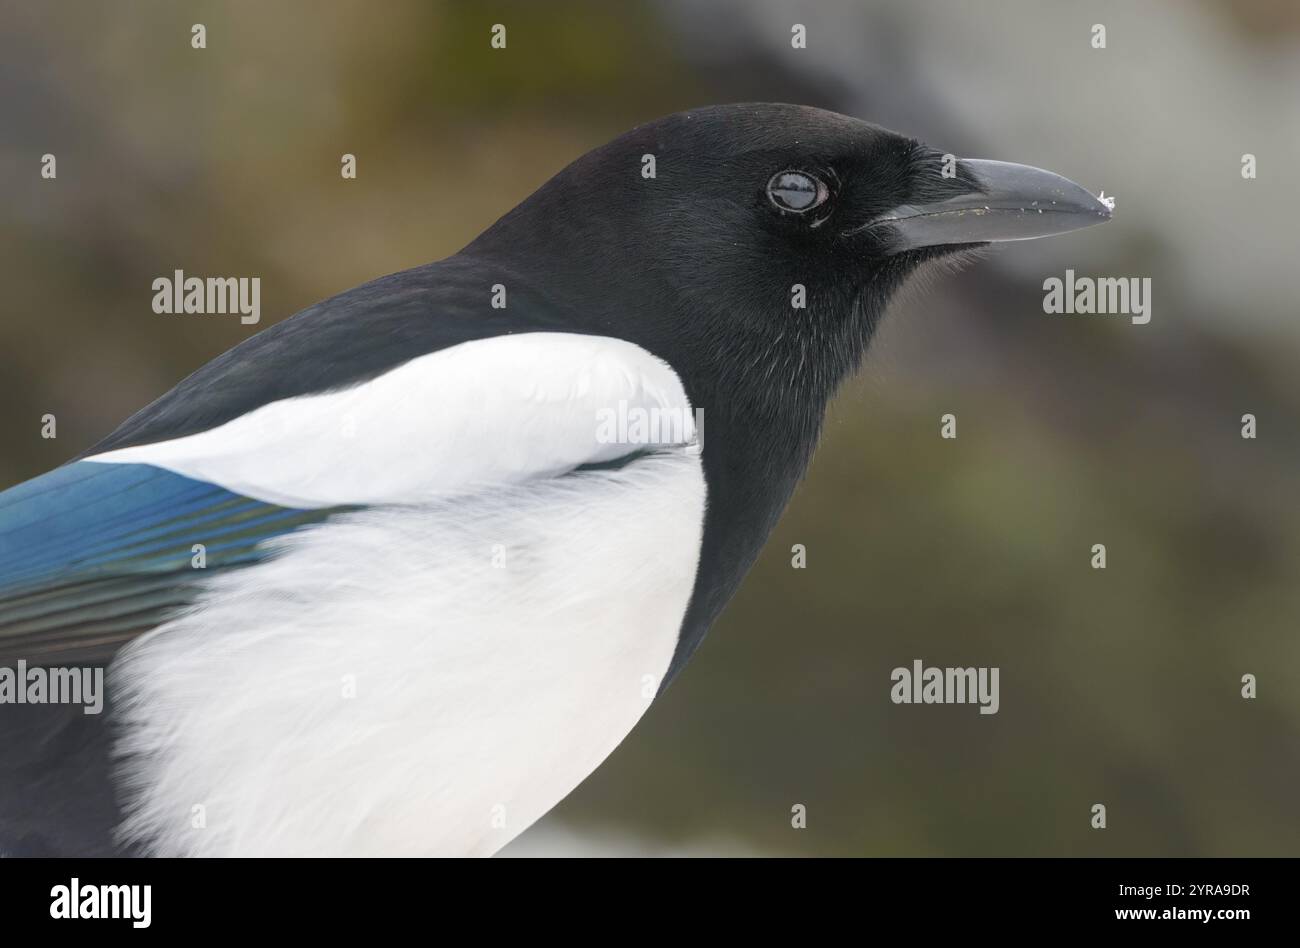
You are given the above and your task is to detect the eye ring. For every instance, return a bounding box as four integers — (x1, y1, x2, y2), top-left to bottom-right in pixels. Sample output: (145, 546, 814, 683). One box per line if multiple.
(767, 170, 829, 214)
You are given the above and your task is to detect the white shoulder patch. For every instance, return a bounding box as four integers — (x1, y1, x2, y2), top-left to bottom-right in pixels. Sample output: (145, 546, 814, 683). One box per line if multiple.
(85, 333, 696, 508)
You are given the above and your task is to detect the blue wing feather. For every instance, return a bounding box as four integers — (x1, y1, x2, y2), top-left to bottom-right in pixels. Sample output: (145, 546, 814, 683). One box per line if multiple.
(0, 461, 346, 664)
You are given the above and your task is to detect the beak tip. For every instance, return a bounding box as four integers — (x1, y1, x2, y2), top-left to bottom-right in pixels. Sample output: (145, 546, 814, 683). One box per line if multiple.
(1095, 196, 1115, 222)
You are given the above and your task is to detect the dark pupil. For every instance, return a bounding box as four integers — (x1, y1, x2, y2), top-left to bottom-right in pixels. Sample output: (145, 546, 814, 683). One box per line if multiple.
(771, 173, 817, 210)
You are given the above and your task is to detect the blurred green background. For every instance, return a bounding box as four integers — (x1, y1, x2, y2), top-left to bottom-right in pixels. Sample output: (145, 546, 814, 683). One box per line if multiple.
(1, 0, 1298, 855)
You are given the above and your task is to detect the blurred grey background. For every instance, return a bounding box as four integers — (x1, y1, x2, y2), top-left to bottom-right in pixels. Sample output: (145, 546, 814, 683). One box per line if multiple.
(1, 0, 1298, 855)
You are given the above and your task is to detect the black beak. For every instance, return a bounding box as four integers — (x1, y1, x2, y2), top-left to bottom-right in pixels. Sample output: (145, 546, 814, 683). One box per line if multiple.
(875, 159, 1113, 251)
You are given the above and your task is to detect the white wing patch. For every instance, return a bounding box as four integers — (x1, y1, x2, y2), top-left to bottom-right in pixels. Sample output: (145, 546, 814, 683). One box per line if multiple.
(86, 333, 696, 508)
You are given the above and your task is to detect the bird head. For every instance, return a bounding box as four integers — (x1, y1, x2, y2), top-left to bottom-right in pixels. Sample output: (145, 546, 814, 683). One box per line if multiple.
(468, 102, 1111, 421)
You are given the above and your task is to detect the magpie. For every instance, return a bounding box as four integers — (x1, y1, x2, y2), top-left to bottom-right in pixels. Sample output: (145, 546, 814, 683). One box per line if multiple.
(0, 103, 1110, 857)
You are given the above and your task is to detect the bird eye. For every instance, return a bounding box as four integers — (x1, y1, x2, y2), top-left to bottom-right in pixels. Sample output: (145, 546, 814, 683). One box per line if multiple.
(767, 171, 828, 213)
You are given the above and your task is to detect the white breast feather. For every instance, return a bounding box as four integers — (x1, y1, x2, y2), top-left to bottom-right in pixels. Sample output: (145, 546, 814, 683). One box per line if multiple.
(112, 451, 704, 856)
(100, 333, 706, 857)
